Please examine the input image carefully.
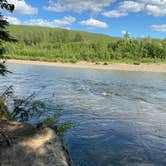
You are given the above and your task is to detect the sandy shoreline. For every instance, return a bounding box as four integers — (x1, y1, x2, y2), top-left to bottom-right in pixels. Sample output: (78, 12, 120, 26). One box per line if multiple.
(6, 59, 166, 73)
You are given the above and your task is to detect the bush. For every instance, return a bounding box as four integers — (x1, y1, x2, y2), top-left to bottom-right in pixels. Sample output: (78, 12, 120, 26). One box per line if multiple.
(0, 86, 71, 136)
(4, 25, 166, 63)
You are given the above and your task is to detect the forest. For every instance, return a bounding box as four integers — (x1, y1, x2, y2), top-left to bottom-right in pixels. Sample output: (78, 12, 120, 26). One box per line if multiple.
(3, 25, 166, 64)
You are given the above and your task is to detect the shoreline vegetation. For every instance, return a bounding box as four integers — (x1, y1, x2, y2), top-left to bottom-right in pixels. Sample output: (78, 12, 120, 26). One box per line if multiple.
(7, 59, 166, 73)
(3, 25, 166, 66)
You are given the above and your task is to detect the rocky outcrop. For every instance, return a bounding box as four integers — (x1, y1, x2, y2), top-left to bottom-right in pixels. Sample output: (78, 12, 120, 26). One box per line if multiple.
(0, 120, 71, 166)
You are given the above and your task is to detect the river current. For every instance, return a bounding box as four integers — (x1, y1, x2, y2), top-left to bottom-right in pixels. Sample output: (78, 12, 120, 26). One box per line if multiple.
(1, 63, 166, 166)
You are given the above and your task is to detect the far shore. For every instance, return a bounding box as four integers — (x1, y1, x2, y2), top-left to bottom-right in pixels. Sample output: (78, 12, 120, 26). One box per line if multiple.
(6, 59, 166, 73)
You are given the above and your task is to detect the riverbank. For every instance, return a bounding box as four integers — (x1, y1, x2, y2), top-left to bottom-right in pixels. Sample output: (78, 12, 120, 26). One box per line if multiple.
(0, 120, 71, 166)
(7, 59, 166, 73)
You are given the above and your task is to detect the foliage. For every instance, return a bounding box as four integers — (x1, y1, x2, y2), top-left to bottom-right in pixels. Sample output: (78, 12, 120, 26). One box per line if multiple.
(123, 31, 130, 39)
(3, 25, 166, 64)
(0, 86, 71, 135)
(43, 112, 72, 136)
(56, 122, 72, 136)
(12, 97, 47, 122)
(0, 86, 13, 119)
(0, 62, 11, 76)
(43, 116, 55, 128)
(0, 98, 11, 119)
(0, 0, 15, 75)
(43, 104, 72, 136)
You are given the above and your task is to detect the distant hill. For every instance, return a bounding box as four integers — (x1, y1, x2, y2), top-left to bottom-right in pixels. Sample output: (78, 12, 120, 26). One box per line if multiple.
(7, 25, 118, 43)
(4, 25, 166, 63)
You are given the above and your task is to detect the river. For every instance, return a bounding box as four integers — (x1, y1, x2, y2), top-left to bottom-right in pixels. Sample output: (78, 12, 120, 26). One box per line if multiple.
(1, 63, 166, 166)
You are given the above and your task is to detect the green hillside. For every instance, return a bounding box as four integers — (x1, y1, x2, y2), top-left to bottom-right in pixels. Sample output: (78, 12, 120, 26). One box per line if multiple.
(3, 25, 166, 63)
(7, 25, 116, 43)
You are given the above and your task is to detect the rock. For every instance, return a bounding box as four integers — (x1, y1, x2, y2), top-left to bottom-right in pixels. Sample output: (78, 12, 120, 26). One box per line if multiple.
(0, 120, 71, 166)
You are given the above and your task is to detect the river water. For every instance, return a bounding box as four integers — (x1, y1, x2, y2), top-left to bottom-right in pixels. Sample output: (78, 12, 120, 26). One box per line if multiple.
(1, 63, 166, 166)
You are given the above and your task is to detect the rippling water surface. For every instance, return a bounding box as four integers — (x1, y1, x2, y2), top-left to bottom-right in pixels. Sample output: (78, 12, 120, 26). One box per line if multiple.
(1, 63, 166, 166)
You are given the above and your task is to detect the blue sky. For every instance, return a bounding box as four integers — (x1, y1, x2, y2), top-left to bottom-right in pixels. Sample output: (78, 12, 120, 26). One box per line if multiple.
(4, 0, 166, 38)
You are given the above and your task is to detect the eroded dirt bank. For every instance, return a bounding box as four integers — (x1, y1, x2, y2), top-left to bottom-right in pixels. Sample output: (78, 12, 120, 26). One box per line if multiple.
(0, 120, 71, 166)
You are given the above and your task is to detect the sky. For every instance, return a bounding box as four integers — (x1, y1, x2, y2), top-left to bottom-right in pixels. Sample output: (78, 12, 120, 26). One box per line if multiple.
(3, 0, 166, 38)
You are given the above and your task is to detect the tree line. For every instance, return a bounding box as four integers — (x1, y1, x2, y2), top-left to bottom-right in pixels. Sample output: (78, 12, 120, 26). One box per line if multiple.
(3, 25, 166, 63)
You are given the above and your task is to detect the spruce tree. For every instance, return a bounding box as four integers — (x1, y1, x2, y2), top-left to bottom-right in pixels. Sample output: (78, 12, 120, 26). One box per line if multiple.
(0, 0, 14, 75)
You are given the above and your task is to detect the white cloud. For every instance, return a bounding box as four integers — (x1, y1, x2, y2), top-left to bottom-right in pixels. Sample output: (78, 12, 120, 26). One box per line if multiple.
(44, 0, 166, 19)
(140, 0, 166, 6)
(45, 0, 115, 13)
(24, 16, 76, 28)
(102, 1, 143, 18)
(80, 18, 108, 28)
(102, 10, 127, 18)
(5, 16, 21, 25)
(8, 0, 38, 15)
(121, 30, 131, 35)
(140, 35, 145, 38)
(151, 24, 166, 32)
(5, 16, 76, 28)
(145, 4, 166, 16)
(119, 1, 143, 12)
(142, 0, 166, 16)
(102, 0, 166, 18)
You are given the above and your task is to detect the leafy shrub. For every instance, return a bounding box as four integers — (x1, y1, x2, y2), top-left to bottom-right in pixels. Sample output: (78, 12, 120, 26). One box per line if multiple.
(0, 86, 71, 135)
